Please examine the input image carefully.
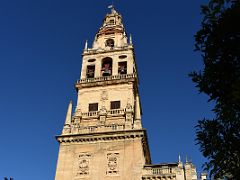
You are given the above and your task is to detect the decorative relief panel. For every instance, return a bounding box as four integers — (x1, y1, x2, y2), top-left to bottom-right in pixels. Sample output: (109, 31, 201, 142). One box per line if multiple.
(101, 90, 108, 101)
(76, 153, 91, 177)
(106, 152, 119, 175)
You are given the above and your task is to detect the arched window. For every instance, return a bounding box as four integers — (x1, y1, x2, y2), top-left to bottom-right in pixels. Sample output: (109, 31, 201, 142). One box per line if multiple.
(86, 65, 95, 78)
(101, 57, 112, 76)
(105, 39, 114, 48)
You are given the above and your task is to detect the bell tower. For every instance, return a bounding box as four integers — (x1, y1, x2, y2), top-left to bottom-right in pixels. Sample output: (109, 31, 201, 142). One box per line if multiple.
(55, 7, 151, 180)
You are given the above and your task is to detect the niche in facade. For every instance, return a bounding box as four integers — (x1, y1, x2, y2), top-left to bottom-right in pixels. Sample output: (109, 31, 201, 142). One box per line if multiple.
(86, 65, 95, 78)
(88, 59, 96, 62)
(119, 55, 127, 59)
(105, 39, 114, 48)
(102, 57, 112, 76)
(118, 61, 127, 74)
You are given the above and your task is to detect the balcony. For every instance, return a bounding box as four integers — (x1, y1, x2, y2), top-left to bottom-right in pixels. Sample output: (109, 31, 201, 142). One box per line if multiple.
(76, 74, 136, 89)
(107, 109, 125, 116)
(83, 45, 133, 55)
(76, 124, 125, 134)
(80, 108, 125, 119)
(78, 73, 135, 83)
(81, 111, 99, 118)
(142, 164, 177, 179)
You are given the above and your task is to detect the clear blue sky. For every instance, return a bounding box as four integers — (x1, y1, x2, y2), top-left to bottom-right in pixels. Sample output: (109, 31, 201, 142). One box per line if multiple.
(0, 0, 213, 179)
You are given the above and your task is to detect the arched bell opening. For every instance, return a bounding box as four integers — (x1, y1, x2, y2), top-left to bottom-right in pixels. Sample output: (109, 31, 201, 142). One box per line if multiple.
(86, 65, 95, 78)
(105, 39, 114, 48)
(101, 57, 112, 76)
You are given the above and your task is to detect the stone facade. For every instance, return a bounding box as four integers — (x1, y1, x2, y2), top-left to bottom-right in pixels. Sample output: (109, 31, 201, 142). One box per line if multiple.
(55, 7, 206, 180)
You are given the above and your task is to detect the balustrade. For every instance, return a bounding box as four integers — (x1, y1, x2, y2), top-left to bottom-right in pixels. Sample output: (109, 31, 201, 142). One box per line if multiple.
(84, 45, 131, 54)
(77, 73, 135, 84)
(75, 124, 125, 134)
(143, 166, 175, 176)
(107, 108, 125, 115)
(80, 108, 125, 118)
(81, 111, 99, 118)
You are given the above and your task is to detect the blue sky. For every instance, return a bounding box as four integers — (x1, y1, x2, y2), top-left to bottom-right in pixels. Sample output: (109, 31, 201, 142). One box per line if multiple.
(0, 0, 213, 179)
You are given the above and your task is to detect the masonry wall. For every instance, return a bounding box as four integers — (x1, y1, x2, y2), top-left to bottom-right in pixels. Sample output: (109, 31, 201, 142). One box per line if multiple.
(55, 135, 146, 180)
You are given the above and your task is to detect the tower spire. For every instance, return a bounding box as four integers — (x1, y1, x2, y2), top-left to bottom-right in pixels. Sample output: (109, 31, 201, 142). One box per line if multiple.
(108, 2, 118, 14)
(64, 100, 72, 125)
(178, 154, 181, 163)
(129, 34, 133, 44)
(84, 40, 88, 50)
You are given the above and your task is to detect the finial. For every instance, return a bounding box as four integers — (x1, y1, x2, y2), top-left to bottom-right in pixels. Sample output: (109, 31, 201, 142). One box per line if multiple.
(178, 155, 181, 163)
(186, 155, 188, 163)
(129, 34, 133, 44)
(84, 40, 88, 50)
(108, 4, 116, 14)
(64, 100, 73, 125)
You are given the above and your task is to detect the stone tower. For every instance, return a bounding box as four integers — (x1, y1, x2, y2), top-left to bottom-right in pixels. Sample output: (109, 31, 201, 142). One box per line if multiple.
(55, 7, 151, 180)
(55, 7, 202, 180)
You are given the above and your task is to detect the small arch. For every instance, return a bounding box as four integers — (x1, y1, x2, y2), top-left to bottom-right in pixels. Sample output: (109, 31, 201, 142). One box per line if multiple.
(105, 39, 114, 48)
(101, 57, 112, 76)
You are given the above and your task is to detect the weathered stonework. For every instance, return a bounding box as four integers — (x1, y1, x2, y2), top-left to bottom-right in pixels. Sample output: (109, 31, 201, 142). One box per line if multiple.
(55, 7, 204, 180)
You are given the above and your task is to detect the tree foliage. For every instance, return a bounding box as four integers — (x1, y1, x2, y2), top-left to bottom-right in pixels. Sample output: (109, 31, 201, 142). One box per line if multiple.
(189, 0, 240, 178)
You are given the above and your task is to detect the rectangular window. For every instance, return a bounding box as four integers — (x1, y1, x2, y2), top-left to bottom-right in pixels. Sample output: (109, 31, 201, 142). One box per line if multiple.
(89, 103, 98, 111)
(118, 61, 127, 74)
(110, 101, 120, 109)
(86, 65, 95, 78)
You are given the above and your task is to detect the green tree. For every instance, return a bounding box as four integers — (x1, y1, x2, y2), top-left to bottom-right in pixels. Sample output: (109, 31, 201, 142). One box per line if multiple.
(189, 0, 240, 179)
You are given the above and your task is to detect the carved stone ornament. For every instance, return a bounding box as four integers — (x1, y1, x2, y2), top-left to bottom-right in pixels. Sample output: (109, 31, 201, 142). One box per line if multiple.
(62, 125, 71, 134)
(101, 90, 108, 101)
(108, 156, 117, 170)
(107, 153, 119, 175)
(100, 106, 107, 115)
(126, 102, 132, 111)
(76, 153, 91, 176)
(78, 159, 89, 174)
(74, 108, 82, 117)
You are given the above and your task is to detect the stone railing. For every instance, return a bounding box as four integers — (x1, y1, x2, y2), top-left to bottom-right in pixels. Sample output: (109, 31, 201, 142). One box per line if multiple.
(107, 109, 125, 115)
(83, 45, 132, 54)
(77, 73, 135, 84)
(80, 108, 125, 118)
(75, 124, 125, 134)
(81, 111, 99, 118)
(143, 166, 175, 176)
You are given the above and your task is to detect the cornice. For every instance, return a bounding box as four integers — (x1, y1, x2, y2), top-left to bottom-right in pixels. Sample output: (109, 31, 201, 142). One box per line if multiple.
(56, 129, 152, 165)
(56, 129, 145, 143)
